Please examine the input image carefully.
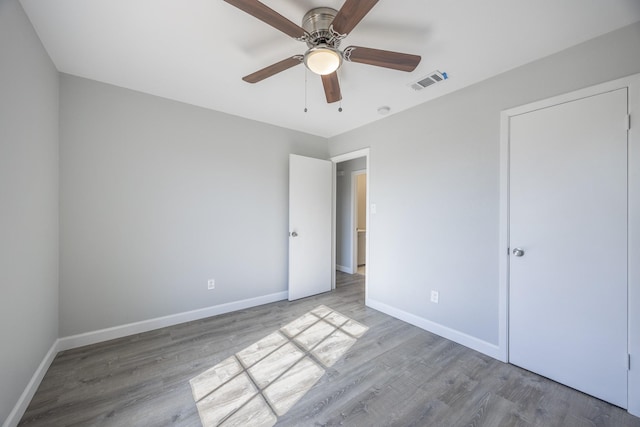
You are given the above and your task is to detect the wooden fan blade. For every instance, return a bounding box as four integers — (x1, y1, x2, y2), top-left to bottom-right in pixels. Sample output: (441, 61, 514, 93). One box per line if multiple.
(224, 0, 307, 39)
(344, 46, 421, 72)
(242, 56, 302, 83)
(321, 72, 342, 103)
(331, 0, 379, 36)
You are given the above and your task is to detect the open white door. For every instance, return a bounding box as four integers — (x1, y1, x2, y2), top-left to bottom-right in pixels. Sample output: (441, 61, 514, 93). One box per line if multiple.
(289, 154, 332, 301)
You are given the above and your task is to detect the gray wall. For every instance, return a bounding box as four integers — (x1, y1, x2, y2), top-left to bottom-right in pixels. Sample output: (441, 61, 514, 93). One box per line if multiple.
(59, 75, 328, 336)
(336, 157, 366, 271)
(328, 22, 640, 346)
(0, 0, 59, 421)
(2, 7, 639, 420)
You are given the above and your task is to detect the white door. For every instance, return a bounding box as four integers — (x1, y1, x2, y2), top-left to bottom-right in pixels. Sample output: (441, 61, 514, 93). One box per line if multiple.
(509, 88, 628, 407)
(288, 154, 332, 301)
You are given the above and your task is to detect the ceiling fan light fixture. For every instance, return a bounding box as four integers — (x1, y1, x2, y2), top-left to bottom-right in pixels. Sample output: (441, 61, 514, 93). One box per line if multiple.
(304, 45, 342, 75)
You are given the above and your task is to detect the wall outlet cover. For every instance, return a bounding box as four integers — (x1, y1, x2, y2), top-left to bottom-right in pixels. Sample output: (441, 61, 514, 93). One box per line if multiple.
(430, 290, 439, 304)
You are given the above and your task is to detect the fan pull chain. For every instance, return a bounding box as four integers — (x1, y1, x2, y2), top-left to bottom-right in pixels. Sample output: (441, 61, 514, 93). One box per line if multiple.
(338, 72, 343, 112)
(304, 68, 308, 113)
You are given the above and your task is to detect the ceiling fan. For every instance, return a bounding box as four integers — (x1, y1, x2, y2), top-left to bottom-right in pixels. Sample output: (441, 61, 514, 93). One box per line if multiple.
(223, 0, 422, 103)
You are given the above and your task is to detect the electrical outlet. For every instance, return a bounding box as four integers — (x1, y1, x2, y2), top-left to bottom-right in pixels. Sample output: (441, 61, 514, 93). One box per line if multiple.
(430, 290, 439, 304)
(208, 279, 215, 290)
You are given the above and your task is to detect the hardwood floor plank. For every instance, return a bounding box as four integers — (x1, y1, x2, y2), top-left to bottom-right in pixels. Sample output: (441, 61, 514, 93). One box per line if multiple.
(19, 272, 640, 426)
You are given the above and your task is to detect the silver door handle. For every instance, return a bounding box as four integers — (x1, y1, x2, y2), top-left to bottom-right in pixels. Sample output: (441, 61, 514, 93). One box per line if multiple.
(512, 248, 525, 257)
(290, 231, 298, 237)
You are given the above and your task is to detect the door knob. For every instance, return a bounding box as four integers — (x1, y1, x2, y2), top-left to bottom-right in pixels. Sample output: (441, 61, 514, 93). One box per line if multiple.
(512, 247, 525, 257)
(290, 231, 298, 237)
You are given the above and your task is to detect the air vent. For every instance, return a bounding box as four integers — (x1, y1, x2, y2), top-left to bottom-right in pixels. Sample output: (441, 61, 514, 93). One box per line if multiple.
(410, 71, 448, 91)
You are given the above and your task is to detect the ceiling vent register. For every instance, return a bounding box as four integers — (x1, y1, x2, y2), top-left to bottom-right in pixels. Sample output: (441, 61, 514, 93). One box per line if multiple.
(410, 71, 448, 91)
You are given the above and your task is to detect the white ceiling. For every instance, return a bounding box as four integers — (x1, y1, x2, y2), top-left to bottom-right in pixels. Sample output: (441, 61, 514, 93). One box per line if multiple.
(19, 0, 640, 138)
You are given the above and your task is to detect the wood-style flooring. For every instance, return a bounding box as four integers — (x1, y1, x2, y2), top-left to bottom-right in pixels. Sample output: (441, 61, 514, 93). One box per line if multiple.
(19, 272, 640, 426)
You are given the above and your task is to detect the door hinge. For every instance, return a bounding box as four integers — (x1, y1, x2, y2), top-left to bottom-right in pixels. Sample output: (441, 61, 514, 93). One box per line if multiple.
(626, 114, 631, 131)
(629, 354, 632, 370)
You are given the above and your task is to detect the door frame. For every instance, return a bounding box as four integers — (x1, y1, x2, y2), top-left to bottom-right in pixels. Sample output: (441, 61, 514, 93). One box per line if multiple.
(498, 73, 640, 416)
(352, 169, 366, 274)
(331, 148, 370, 300)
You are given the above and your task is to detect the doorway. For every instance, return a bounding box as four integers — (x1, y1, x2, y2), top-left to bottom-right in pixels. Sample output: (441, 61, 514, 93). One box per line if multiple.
(335, 159, 366, 275)
(331, 149, 370, 294)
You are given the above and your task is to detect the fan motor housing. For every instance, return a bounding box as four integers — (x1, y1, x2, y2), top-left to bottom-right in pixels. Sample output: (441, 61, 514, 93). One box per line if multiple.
(302, 7, 341, 49)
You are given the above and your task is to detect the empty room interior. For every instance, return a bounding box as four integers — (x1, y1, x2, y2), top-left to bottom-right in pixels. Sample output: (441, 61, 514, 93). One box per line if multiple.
(2, 0, 640, 426)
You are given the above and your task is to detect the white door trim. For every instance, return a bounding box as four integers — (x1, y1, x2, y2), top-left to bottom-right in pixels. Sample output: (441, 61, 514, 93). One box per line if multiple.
(499, 73, 640, 416)
(331, 149, 370, 300)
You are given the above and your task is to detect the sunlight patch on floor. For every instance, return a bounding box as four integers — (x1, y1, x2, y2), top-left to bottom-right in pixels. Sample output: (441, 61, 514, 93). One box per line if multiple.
(189, 305, 368, 426)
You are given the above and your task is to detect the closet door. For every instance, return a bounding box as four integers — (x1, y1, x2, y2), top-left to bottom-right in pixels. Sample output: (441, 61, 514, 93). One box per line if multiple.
(509, 88, 628, 407)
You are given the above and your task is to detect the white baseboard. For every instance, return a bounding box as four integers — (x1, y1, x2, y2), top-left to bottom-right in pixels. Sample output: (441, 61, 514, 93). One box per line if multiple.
(58, 291, 288, 351)
(5, 292, 288, 426)
(336, 264, 354, 274)
(2, 340, 60, 427)
(366, 298, 502, 360)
